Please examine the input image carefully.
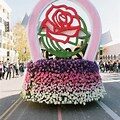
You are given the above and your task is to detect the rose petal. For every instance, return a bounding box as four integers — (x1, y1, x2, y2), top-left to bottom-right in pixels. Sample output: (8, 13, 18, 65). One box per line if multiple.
(61, 29, 79, 36)
(48, 31, 68, 44)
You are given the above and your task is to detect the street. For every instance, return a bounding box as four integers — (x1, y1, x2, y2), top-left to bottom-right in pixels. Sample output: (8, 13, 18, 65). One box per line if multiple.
(0, 0, 120, 120)
(0, 73, 120, 120)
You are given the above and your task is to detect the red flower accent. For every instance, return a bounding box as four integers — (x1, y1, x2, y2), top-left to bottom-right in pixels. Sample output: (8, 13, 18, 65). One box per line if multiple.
(41, 5, 81, 44)
(25, 72, 30, 83)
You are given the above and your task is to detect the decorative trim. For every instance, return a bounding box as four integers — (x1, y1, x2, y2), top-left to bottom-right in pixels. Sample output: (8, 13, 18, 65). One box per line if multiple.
(21, 59, 106, 105)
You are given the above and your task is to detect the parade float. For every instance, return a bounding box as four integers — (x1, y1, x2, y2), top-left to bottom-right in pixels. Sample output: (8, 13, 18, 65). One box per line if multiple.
(21, 0, 106, 105)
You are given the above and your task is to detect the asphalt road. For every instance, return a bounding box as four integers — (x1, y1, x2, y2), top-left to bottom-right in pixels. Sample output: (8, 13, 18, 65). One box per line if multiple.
(0, 73, 120, 120)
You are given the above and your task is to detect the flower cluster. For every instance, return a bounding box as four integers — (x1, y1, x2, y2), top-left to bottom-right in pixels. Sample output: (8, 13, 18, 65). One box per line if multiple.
(27, 59, 99, 74)
(21, 59, 106, 105)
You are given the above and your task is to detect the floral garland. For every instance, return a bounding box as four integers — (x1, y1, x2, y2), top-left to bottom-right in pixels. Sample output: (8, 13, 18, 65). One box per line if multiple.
(27, 59, 99, 73)
(21, 59, 106, 105)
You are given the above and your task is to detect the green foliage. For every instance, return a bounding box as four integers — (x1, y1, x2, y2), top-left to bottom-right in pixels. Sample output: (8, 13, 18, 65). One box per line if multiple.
(13, 23, 30, 62)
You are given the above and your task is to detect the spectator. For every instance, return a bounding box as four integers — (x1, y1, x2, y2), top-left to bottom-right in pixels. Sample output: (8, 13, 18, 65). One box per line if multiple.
(98, 60, 120, 73)
(11, 64, 15, 78)
(118, 61, 120, 72)
(99, 60, 105, 72)
(6, 63, 12, 80)
(15, 63, 19, 76)
(19, 63, 24, 76)
(2, 62, 7, 79)
(0, 61, 3, 80)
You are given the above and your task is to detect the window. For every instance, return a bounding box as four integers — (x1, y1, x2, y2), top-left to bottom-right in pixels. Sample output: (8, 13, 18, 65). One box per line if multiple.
(3, 8, 5, 13)
(118, 54, 120, 59)
(5, 22, 9, 32)
(7, 44, 9, 49)
(81, 41, 84, 46)
(114, 55, 116, 60)
(3, 19, 6, 24)
(106, 55, 108, 60)
(0, 30, 2, 35)
(7, 12, 9, 19)
(0, 17, 2, 23)
(0, 5, 2, 10)
(10, 36, 12, 40)
(100, 50, 103, 55)
(3, 31, 6, 37)
(3, 43, 6, 49)
(111, 55, 113, 59)
(7, 51, 10, 56)
(7, 33, 9, 38)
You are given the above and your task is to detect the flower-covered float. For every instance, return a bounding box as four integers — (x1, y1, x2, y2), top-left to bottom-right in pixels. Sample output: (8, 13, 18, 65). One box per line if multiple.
(21, 0, 106, 105)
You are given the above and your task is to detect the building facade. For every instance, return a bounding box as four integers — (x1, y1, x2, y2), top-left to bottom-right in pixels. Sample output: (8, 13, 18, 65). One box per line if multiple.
(0, 0, 18, 62)
(97, 43, 120, 61)
(102, 43, 120, 61)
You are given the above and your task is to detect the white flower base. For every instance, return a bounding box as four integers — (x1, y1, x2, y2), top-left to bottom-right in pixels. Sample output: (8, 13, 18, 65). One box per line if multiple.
(21, 83, 106, 105)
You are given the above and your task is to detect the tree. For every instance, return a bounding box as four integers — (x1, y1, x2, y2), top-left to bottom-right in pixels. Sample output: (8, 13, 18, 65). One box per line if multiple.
(13, 23, 30, 62)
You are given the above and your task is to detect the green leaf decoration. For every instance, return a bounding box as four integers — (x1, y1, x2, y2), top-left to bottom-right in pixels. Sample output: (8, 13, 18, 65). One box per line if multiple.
(38, 16, 90, 58)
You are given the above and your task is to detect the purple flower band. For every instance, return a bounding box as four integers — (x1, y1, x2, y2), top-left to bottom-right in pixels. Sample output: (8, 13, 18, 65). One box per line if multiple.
(27, 59, 99, 74)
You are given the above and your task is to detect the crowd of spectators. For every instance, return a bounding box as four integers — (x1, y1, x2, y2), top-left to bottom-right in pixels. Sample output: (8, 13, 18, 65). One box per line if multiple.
(1, 59, 120, 80)
(0, 61, 25, 80)
(98, 60, 120, 73)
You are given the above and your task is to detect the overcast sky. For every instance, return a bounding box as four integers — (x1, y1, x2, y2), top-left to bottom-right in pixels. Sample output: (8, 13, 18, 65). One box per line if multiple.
(4, 0, 120, 44)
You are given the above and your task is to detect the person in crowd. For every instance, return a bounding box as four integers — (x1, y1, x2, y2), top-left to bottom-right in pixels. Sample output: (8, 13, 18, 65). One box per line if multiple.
(2, 62, 7, 79)
(6, 63, 12, 80)
(12, 63, 19, 78)
(98, 60, 120, 73)
(109, 61, 113, 73)
(118, 61, 120, 72)
(15, 63, 19, 76)
(19, 63, 24, 76)
(113, 61, 117, 72)
(115, 60, 120, 73)
(11, 64, 15, 78)
(99, 60, 105, 72)
(105, 62, 109, 72)
(0, 61, 3, 80)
